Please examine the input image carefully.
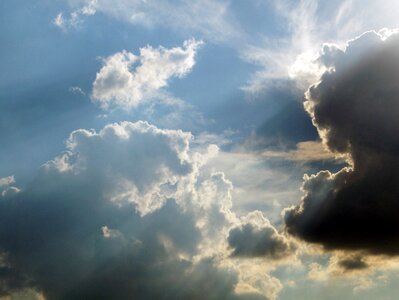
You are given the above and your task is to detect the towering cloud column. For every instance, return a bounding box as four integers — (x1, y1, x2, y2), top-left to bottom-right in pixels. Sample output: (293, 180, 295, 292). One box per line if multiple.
(285, 31, 399, 255)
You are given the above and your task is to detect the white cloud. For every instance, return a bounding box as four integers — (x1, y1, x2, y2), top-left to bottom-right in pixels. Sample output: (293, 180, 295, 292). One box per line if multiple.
(92, 39, 203, 110)
(46, 120, 194, 214)
(69, 86, 86, 95)
(0, 175, 19, 197)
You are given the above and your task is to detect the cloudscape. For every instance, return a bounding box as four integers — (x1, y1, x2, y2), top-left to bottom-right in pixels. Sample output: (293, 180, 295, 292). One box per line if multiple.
(2, 1, 399, 299)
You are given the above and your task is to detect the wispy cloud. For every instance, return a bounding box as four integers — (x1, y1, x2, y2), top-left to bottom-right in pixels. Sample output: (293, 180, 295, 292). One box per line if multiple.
(53, 0, 97, 31)
(242, 0, 399, 94)
(54, 0, 241, 42)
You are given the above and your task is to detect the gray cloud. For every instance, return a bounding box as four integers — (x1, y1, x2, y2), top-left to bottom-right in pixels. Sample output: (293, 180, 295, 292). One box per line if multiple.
(338, 256, 368, 272)
(228, 212, 293, 259)
(0, 121, 267, 300)
(228, 224, 291, 259)
(284, 30, 399, 254)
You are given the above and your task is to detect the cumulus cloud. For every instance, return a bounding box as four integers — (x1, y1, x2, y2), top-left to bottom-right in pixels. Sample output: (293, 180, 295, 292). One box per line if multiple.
(228, 211, 293, 259)
(0, 121, 274, 300)
(92, 39, 202, 110)
(284, 30, 399, 254)
(49, 121, 193, 214)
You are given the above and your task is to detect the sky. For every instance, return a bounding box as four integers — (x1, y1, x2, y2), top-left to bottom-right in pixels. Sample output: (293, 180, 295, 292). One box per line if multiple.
(2, 0, 399, 299)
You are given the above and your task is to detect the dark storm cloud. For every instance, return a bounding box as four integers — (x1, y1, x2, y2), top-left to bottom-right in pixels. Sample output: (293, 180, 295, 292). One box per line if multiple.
(284, 30, 399, 254)
(0, 121, 267, 300)
(228, 223, 292, 259)
(338, 256, 368, 272)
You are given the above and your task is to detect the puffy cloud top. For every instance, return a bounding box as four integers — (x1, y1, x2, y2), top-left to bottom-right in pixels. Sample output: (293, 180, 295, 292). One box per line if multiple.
(92, 39, 202, 110)
(48, 121, 193, 214)
(0, 121, 271, 300)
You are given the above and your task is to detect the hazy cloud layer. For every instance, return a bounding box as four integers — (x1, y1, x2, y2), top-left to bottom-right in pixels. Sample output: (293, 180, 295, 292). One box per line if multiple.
(55, 0, 238, 42)
(261, 141, 337, 162)
(284, 31, 399, 254)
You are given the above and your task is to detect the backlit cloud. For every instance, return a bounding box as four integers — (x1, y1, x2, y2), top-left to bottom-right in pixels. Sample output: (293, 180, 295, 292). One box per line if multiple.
(228, 211, 293, 259)
(284, 30, 399, 255)
(0, 120, 277, 299)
